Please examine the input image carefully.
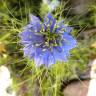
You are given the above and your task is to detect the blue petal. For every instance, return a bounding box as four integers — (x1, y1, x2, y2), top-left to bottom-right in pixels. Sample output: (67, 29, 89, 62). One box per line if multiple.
(44, 13, 53, 23)
(41, 50, 49, 66)
(34, 48, 49, 67)
(62, 32, 77, 50)
(47, 52, 56, 66)
(56, 21, 72, 33)
(50, 19, 56, 32)
(34, 55, 44, 67)
(34, 48, 44, 66)
(20, 41, 33, 45)
(23, 45, 35, 59)
(53, 46, 69, 62)
(56, 20, 64, 32)
(34, 48, 55, 67)
(19, 30, 43, 45)
(44, 13, 56, 32)
(65, 26, 73, 33)
(29, 14, 42, 32)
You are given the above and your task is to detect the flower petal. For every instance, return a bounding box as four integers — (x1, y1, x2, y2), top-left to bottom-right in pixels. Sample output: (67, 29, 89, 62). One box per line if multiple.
(23, 45, 35, 59)
(53, 46, 69, 62)
(34, 48, 44, 66)
(29, 14, 42, 32)
(34, 48, 55, 67)
(19, 30, 43, 45)
(44, 13, 56, 32)
(56, 21, 73, 33)
(62, 32, 77, 50)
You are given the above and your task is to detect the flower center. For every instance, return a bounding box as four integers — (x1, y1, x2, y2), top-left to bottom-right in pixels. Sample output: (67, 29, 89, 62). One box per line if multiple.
(44, 32, 59, 46)
(40, 26, 62, 48)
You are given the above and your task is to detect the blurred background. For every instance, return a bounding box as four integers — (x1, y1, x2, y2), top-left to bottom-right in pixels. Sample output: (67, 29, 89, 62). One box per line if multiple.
(0, 0, 96, 96)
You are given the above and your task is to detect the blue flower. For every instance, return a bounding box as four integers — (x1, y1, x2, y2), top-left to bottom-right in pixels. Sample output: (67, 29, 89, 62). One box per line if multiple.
(19, 13, 77, 67)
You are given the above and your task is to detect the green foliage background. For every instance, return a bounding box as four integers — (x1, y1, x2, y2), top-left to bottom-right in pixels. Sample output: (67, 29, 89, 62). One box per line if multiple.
(0, 0, 96, 96)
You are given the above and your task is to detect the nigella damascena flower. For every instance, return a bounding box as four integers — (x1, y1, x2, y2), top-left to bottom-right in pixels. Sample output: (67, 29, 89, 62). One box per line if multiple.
(19, 13, 77, 67)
